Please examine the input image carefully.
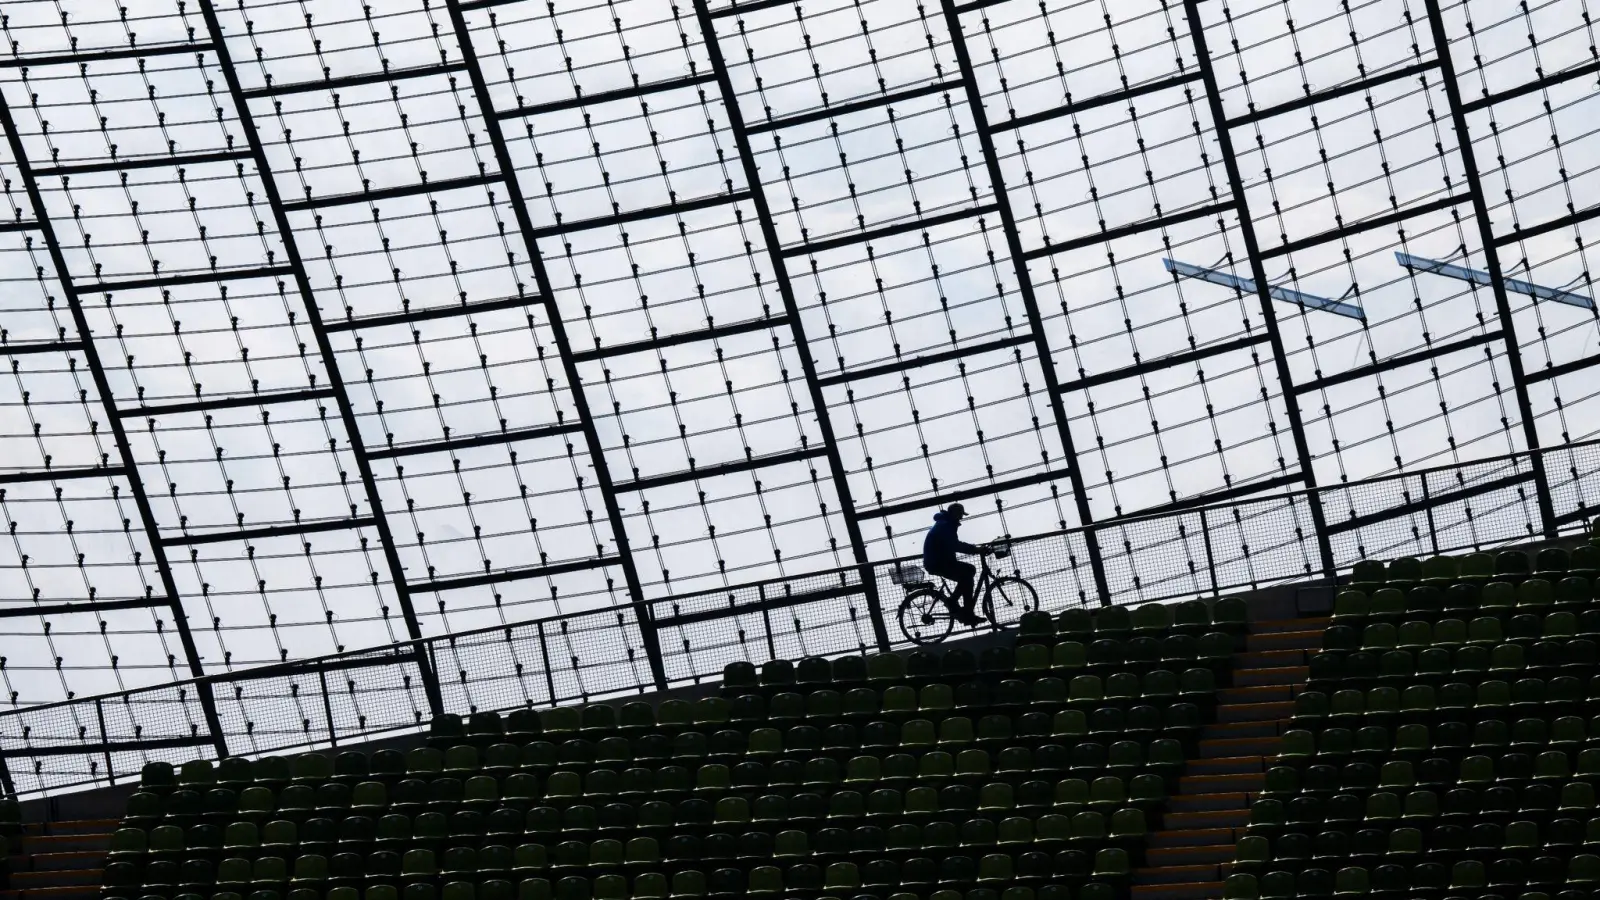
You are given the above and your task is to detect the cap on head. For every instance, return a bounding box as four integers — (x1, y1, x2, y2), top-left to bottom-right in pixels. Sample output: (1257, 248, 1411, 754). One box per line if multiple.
(947, 502, 966, 519)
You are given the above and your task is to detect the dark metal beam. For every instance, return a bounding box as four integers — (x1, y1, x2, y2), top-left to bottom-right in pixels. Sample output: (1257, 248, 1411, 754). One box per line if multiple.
(524, 191, 752, 240)
(852, 466, 1077, 521)
(989, 72, 1203, 134)
(410, 556, 622, 596)
(0, 90, 230, 759)
(368, 423, 585, 461)
(0, 340, 79, 356)
(1294, 331, 1502, 395)
(0, 597, 168, 620)
(0, 220, 37, 233)
(1325, 470, 1534, 535)
(441, 0, 670, 688)
(1182, 0, 1336, 577)
(0, 43, 212, 68)
(321, 294, 546, 333)
(72, 264, 297, 296)
(1256, 193, 1470, 260)
(706, 0, 796, 19)
(281, 173, 501, 213)
(653, 583, 865, 629)
(2, 735, 211, 758)
(499, 73, 718, 119)
(1024, 202, 1234, 260)
(1420, 0, 1557, 538)
(34, 149, 253, 177)
(612, 447, 827, 493)
(570, 316, 791, 363)
(815, 333, 1034, 387)
(1462, 59, 1600, 113)
(747, 79, 963, 134)
(1106, 471, 1303, 520)
(119, 387, 335, 419)
(0, 465, 122, 487)
(1227, 61, 1439, 127)
(196, 0, 446, 716)
(1494, 203, 1600, 247)
(690, 0, 892, 649)
(242, 62, 471, 98)
(782, 203, 998, 258)
(159, 516, 378, 548)
(940, 0, 1114, 606)
(1059, 333, 1272, 392)
(1525, 353, 1600, 385)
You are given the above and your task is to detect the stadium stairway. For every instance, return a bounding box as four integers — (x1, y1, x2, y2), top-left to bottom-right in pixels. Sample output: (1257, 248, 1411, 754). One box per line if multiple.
(1129, 617, 1326, 900)
(1, 817, 116, 900)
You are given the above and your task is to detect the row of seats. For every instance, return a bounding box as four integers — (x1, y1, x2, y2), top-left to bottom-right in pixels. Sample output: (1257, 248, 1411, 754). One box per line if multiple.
(1235, 819, 1600, 866)
(118, 876, 1094, 900)
(1291, 677, 1600, 721)
(1309, 644, 1600, 686)
(1016, 599, 1246, 644)
(1221, 856, 1597, 898)
(110, 809, 1153, 866)
(1277, 719, 1600, 759)
(1258, 761, 1600, 798)
(1349, 546, 1597, 592)
(104, 845, 1136, 897)
(1333, 578, 1600, 622)
(1325, 620, 1600, 652)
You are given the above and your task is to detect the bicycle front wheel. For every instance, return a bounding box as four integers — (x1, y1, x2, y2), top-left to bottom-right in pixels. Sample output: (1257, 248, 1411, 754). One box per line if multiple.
(983, 576, 1039, 627)
(898, 587, 956, 646)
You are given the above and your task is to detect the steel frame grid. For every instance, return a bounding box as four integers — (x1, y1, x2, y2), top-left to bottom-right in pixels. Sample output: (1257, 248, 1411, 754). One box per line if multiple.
(0, 0, 1595, 757)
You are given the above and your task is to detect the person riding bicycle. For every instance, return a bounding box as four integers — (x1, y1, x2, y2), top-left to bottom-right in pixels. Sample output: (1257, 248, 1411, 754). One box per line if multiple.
(923, 502, 988, 626)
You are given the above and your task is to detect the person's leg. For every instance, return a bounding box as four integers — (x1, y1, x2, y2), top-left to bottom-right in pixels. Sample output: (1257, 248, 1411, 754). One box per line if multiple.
(950, 561, 977, 619)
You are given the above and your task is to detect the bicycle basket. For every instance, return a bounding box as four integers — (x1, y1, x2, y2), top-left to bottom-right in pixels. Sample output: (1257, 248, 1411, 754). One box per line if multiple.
(888, 564, 925, 585)
(991, 539, 1013, 559)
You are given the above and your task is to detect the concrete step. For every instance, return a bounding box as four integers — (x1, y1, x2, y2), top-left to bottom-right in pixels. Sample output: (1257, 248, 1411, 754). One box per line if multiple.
(1134, 864, 1226, 885)
(20, 822, 119, 837)
(1129, 881, 1226, 900)
(1233, 649, 1310, 669)
(1146, 844, 1238, 866)
(0, 883, 101, 896)
(17, 836, 110, 854)
(1179, 772, 1265, 794)
(6, 870, 103, 888)
(1201, 720, 1290, 740)
(9, 851, 106, 871)
(1149, 827, 1244, 848)
(1216, 700, 1295, 722)
(1186, 755, 1266, 775)
(1234, 666, 1309, 686)
(1198, 736, 1283, 758)
(1249, 616, 1330, 634)
(1245, 629, 1324, 651)
(1217, 684, 1302, 704)
(1162, 808, 1252, 830)
(1167, 792, 1252, 813)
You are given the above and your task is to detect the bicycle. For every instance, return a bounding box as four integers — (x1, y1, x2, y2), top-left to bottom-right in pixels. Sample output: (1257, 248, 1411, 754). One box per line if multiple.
(891, 539, 1040, 645)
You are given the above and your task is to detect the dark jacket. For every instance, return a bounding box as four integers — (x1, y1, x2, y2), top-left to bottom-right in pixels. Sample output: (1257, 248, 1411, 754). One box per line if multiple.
(923, 511, 978, 568)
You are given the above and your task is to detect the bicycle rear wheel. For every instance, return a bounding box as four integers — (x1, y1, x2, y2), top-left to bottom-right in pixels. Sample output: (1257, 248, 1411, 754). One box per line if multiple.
(983, 576, 1039, 627)
(898, 587, 956, 645)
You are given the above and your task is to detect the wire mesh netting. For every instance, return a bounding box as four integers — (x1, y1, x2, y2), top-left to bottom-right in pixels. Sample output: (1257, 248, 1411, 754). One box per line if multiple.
(1, 0, 1599, 795)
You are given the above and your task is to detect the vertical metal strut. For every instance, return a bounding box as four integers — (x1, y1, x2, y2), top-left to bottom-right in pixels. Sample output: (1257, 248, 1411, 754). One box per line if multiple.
(690, 0, 893, 648)
(938, 0, 1114, 606)
(1419, 0, 1557, 537)
(0, 94, 229, 757)
(1182, 0, 1337, 576)
(441, 0, 670, 688)
(196, 1, 445, 716)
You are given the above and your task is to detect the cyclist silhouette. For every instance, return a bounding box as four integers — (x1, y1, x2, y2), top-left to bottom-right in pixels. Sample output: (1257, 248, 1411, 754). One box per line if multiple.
(922, 502, 988, 626)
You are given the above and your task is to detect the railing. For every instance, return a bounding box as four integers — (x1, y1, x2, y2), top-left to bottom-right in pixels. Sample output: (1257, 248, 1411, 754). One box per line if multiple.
(2, 439, 1598, 797)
